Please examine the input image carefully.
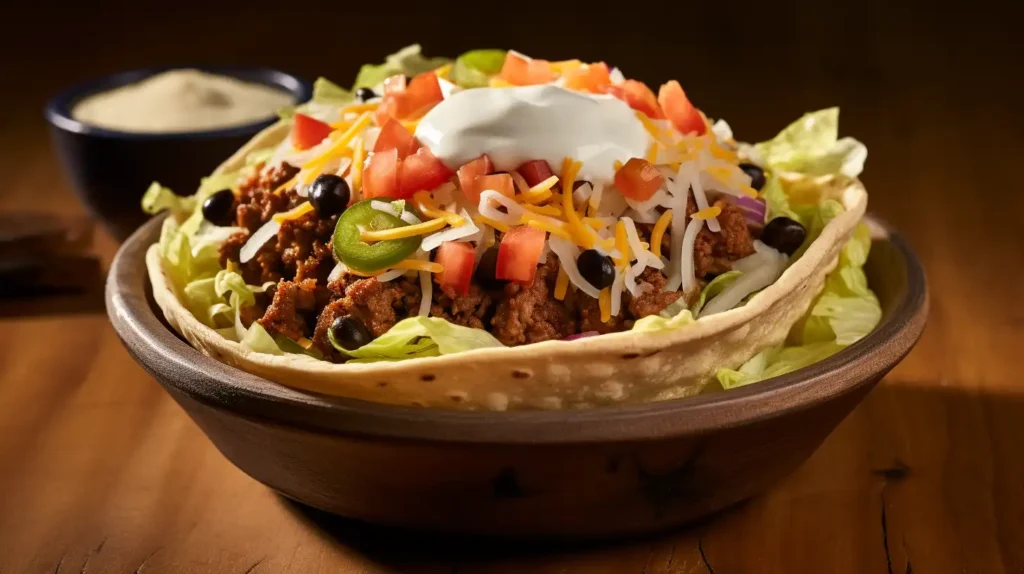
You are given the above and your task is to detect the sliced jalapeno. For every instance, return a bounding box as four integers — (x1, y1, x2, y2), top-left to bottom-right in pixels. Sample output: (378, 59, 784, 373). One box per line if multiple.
(332, 199, 421, 272)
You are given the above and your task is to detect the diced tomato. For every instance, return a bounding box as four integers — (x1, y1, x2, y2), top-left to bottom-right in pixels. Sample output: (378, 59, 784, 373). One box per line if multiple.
(658, 80, 707, 136)
(456, 154, 494, 203)
(614, 158, 665, 201)
(466, 173, 515, 204)
(396, 147, 453, 199)
(499, 52, 557, 85)
(435, 242, 476, 296)
(383, 74, 406, 95)
(291, 113, 333, 151)
(375, 71, 445, 124)
(564, 62, 612, 93)
(605, 80, 664, 119)
(496, 225, 546, 284)
(516, 160, 555, 187)
(363, 148, 400, 199)
(374, 119, 418, 158)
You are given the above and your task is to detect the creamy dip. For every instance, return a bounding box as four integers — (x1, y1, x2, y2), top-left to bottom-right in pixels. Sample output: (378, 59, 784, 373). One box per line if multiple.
(72, 69, 295, 133)
(415, 85, 648, 182)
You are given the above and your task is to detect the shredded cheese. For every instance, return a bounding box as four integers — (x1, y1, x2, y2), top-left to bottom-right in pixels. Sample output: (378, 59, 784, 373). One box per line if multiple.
(360, 218, 447, 242)
(583, 217, 610, 230)
(401, 120, 420, 132)
(599, 288, 611, 322)
(520, 175, 559, 203)
(613, 159, 623, 171)
(273, 174, 298, 195)
(614, 221, 630, 267)
(525, 219, 572, 240)
(302, 112, 371, 172)
(522, 203, 563, 217)
(739, 185, 758, 198)
(489, 77, 513, 88)
(351, 137, 366, 193)
(554, 264, 569, 300)
(434, 63, 452, 80)
(646, 141, 659, 164)
(510, 170, 530, 194)
(560, 158, 593, 248)
(272, 201, 314, 222)
(393, 259, 444, 273)
(635, 112, 673, 145)
(340, 102, 379, 115)
(473, 215, 510, 233)
(692, 206, 723, 220)
(412, 191, 465, 226)
(650, 210, 673, 259)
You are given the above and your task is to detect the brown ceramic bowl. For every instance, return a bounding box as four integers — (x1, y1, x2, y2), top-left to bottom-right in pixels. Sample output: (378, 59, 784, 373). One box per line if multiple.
(106, 215, 927, 539)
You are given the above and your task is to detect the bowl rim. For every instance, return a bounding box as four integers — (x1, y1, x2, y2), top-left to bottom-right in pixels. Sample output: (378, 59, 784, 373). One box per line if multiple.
(44, 65, 313, 140)
(106, 215, 928, 445)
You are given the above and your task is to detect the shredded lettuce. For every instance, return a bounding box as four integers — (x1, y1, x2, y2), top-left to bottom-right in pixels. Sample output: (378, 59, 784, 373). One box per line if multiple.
(762, 175, 800, 222)
(452, 49, 507, 88)
(632, 309, 695, 332)
(693, 271, 742, 315)
(716, 222, 881, 389)
(353, 44, 451, 90)
(329, 316, 504, 362)
(142, 183, 195, 221)
(754, 108, 867, 178)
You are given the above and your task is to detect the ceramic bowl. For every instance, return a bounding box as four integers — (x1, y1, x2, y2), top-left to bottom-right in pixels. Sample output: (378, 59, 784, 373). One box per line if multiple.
(106, 215, 927, 538)
(45, 66, 312, 240)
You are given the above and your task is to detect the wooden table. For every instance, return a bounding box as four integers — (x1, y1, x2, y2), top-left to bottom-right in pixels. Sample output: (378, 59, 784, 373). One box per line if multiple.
(1, 5, 1021, 572)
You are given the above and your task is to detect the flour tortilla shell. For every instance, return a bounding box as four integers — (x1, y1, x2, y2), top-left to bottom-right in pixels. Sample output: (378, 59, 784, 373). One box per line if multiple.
(147, 120, 868, 411)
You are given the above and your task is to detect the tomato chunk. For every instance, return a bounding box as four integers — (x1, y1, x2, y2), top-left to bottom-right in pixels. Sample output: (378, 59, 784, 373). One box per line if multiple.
(291, 113, 333, 151)
(516, 160, 555, 187)
(614, 158, 665, 201)
(435, 242, 476, 296)
(456, 154, 494, 203)
(496, 225, 546, 284)
(658, 80, 707, 136)
(467, 173, 515, 204)
(606, 80, 664, 119)
(397, 147, 453, 199)
(374, 119, 418, 158)
(363, 148, 399, 199)
(564, 62, 611, 93)
(499, 52, 557, 85)
(376, 71, 445, 124)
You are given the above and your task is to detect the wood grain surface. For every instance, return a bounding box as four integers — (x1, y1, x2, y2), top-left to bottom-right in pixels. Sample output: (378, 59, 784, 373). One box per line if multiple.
(1, 2, 1021, 572)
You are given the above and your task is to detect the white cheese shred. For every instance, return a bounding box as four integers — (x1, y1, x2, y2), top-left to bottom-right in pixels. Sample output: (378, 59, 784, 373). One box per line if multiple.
(686, 162, 720, 233)
(700, 244, 787, 317)
(418, 270, 432, 317)
(239, 219, 281, 264)
(610, 268, 625, 316)
(679, 218, 704, 293)
(376, 268, 407, 283)
(421, 210, 479, 251)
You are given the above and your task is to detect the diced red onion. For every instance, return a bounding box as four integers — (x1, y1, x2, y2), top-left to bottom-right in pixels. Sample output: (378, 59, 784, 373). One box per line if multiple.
(734, 195, 767, 226)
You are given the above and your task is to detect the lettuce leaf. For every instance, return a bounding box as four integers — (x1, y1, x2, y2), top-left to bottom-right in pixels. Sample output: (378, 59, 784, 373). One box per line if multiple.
(693, 271, 742, 315)
(715, 222, 881, 389)
(142, 183, 194, 221)
(452, 49, 507, 88)
(353, 44, 451, 90)
(329, 316, 504, 362)
(754, 108, 867, 178)
(632, 309, 695, 332)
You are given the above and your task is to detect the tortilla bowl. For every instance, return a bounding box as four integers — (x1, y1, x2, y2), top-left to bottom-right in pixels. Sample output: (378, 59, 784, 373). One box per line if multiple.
(106, 212, 925, 537)
(141, 121, 869, 410)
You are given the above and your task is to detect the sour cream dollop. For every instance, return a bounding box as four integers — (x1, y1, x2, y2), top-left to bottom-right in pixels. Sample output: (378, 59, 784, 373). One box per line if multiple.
(415, 85, 648, 182)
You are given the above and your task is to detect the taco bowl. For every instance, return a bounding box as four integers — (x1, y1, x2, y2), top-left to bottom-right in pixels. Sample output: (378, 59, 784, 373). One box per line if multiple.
(141, 46, 880, 410)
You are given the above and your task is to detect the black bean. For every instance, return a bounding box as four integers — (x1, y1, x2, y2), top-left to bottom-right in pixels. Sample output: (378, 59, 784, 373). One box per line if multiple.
(760, 216, 807, 255)
(355, 87, 377, 102)
(201, 189, 236, 226)
(577, 249, 615, 289)
(738, 163, 766, 191)
(475, 247, 505, 290)
(309, 174, 351, 219)
(331, 316, 372, 350)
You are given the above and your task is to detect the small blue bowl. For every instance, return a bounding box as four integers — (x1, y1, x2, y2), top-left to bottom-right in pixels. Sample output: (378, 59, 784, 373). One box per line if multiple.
(46, 66, 313, 240)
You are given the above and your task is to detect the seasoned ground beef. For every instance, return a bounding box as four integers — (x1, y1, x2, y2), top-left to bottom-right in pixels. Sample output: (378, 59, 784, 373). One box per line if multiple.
(258, 279, 318, 342)
(431, 285, 496, 330)
(492, 257, 576, 345)
(310, 275, 421, 357)
(693, 198, 756, 277)
(218, 163, 336, 286)
(216, 164, 750, 359)
(629, 268, 684, 318)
